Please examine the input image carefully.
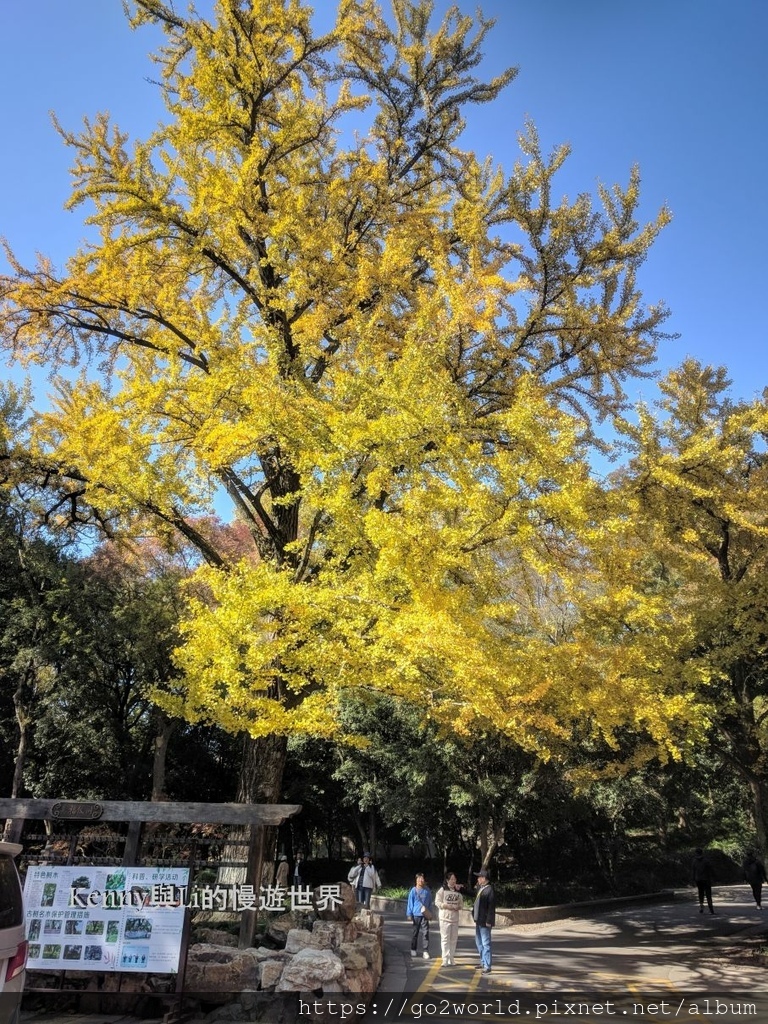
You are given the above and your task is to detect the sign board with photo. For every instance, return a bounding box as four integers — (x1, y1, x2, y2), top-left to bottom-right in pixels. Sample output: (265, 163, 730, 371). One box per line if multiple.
(23, 864, 189, 973)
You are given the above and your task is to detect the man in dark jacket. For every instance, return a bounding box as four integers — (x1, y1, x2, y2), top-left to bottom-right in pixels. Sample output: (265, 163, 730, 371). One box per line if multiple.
(743, 850, 768, 909)
(691, 848, 715, 915)
(472, 868, 496, 974)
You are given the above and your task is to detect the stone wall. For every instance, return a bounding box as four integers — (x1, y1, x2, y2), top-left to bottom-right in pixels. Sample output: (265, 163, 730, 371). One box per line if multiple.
(183, 883, 382, 1020)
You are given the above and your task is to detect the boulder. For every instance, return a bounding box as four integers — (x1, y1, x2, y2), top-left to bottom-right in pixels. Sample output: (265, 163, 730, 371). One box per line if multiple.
(188, 943, 239, 963)
(276, 948, 345, 992)
(351, 932, 381, 967)
(251, 946, 291, 962)
(266, 910, 316, 946)
(285, 928, 314, 954)
(239, 991, 263, 1013)
(342, 967, 375, 994)
(356, 933, 382, 962)
(309, 921, 349, 950)
(203, 1004, 244, 1021)
(354, 909, 382, 936)
(257, 959, 284, 990)
(337, 944, 367, 972)
(185, 945, 261, 1000)
(315, 881, 356, 922)
(193, 928, 238, 947)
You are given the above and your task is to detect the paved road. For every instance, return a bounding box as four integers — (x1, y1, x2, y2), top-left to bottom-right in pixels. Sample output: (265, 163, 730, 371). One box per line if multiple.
(374, 885, 768, 1021)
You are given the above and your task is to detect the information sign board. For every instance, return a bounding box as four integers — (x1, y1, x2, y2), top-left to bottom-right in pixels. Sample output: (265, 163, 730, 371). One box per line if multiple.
(23, 864, 189, 973)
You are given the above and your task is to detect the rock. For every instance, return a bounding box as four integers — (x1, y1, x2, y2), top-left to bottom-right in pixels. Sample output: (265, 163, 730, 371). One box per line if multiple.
(309, 921, 348, 950)
(285, 928, 314, 953)
(346, 929, 385, 974)
(185, 945, 261, 1001)
(204, 1004, 244, 1021)
(315, 882, 356, 922)
(239, 992, 259, 1013)
(320, 980, 344, 993)
(337, 944, 367, 972)
(146, 974, 175, 993)
(189, 943, 240, 963)
(193, 928, 239, 947)
(354, 908, 382, 935)
(251, 946, 291, 961)
(114, 975, 148, 992)
(276, 948, 345, 992)
(343, 967, 374, 994)
(257, 959, 284, 990)
(351, 932, 382, 968)
(266, 910, 316, 946)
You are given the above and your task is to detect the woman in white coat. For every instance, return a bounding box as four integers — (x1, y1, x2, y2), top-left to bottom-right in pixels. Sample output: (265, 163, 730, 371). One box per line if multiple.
(435, 872, 464, 966)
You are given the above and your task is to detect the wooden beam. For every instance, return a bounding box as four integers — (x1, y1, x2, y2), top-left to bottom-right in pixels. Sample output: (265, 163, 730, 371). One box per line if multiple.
(0, 799, 301, 826)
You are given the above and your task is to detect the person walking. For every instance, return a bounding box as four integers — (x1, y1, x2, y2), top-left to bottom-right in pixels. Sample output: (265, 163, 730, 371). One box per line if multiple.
(406, 872, 433, 960)
(348, 857, 364, 897)
(292, 851, 308, 889)
(473, 867, 495, 974)
(275, 854, 289, 888)
(348, 852, 381, 908)
(743, 850, 768, 909)
(691, 847, 715, 915)
(435, 872, 464, 966)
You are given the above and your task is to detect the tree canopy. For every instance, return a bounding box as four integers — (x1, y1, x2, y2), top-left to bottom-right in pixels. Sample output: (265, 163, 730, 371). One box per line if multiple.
(611, 361, 768, 852)
(1, 0, 672, 765)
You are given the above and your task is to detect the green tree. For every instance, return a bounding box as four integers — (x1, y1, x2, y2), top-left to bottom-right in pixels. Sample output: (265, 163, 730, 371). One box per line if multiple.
(0, 490, 240, 805)
(331, 695, 535, 878)
(29, 545, 183, 800)
(0, 502, 64, 801)
(281, 736, 356, 860)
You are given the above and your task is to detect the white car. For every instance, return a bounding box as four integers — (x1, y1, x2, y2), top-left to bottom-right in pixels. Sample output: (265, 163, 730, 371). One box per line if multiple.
(0, 843, 27, 1024)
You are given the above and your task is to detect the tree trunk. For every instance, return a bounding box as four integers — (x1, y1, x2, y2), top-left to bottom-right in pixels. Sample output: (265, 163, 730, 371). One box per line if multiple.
(716, 747, 768, 862)
(10, 719, 27, 800)
(235, 732, 288, 803)
(4, 681, 30, 842)
(748, 775, 768, 863)
(151, 714, 176, 801)
(478, 824, 488, 871)
(368, 808, 377, 860)
(11, 674, 32, 798)
(217, 732, 289, 888)
(352, 807, 368, 854)
(714, 711, 768, 864)
(477, 813, 505, 874)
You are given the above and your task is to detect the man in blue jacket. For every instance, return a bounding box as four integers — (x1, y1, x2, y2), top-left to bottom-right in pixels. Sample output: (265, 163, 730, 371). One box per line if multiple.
(473, 868, 496, 974)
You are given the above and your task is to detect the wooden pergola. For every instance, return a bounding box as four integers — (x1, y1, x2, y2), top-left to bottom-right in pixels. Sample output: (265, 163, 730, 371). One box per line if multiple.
(1, 797, 302, 949)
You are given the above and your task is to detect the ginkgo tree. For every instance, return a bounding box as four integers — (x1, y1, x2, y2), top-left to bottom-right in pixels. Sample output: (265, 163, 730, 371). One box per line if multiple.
(1, 0, 673, 808)
(609, 362, 768, 854)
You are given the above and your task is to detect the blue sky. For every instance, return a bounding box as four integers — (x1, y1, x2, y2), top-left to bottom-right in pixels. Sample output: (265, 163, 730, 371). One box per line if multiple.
(1, 0, 766, 407)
